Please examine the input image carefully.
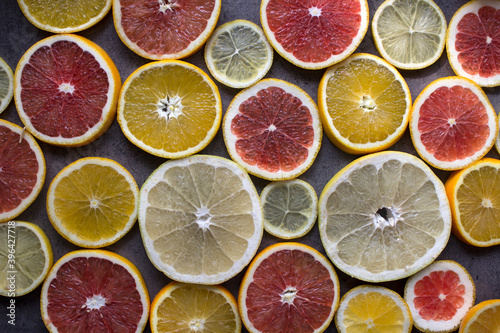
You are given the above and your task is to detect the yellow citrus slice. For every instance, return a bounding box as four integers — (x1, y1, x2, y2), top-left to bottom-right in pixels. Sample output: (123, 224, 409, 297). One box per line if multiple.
(17, 0, 111, 33)
(409, 76, 497, 171)
(0, 119, 45, 223)
(117, 60, 222, 159)
(138, 155, 263, 285)
(318, 151, 452, 282)
(0, 221, 53, 297)
(0, 57, 13, 114)
(204, 19, 273, 89)
(47, 157, 139, 248)
(14, 34, 121, 147)
(260, 179, 317, 239)
(113, 0, 221, 60)
(223, 78, 322, 180)
(372, 0, 447, 70)
(239, 242, 340, 333)
(335, 285, 413, 333)
(446, 0, 500, 87)
(150, 282, 241, 333)
(41, 249, 149, 333)
(459, 299, 500, 333)
(496, 114, 500, 155)
(445, 157, 500, 247)
(318, 53, 411, 154)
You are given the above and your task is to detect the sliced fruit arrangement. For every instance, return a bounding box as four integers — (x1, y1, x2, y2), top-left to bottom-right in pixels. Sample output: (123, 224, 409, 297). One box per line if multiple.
(113, 0, 221, 60)
(204, 19, 273, 89)
(138, 155, 263, 285)
(17, 0, 111, 33)
(150, 282, 241, 333)
(0, 57, 13, 114)
(459, 299, 500, 333)
(404, 260, 476, 333)
(335, 285, 413, 333)
(445, 157, 500, 247)
(318, 151, 452, 282)
(446, 0, 500, 87)
(372, 0, 447, 70)
(14, 34, 121, 147)
(410, 76, 497, 171)
(41, 249, 149, 333)
(260, 0, 369, 69)
(239, 242, 340, 333)
(260, 179, 317, 239)
(0, 221, 53, 297)
(0, 119, 45, 223)
(223, 78, 322, 180)
(318, 53, 411, 154)
(117, 60, 221, 159)
(47, 157, 139, 248)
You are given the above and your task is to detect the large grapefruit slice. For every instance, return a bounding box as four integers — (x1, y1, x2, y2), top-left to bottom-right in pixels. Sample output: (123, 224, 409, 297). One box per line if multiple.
(260, 0, 369, 69)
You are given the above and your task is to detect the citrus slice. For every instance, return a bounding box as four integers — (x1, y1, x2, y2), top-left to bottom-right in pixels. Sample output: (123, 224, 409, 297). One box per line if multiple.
(445, 157, 500, 247)
(150, 282, 241, 333)
(117, 60, 221, 159)
(0, 119, 45, 223)
(0, 57, 13, 114)
(372, 0, 447, 70)
(138, 155, 263, 285)
(335, 285, 413, 333)
(40, 249, 149, 333)
(260, 179, 318, 239)
(46, 157, 138, 248)
(446, 0, 500, 87)
(409, 76, 497, 171)
(204, 19, 273, 89)
(260, 0, 369, 69)
(14, 34, 121, 147)
(318, 151, 452, 282)
(239, 242, 340, 333)
(318, 53, 412, 154)
(404, 260, 476, 333)
(496, 114, 500, 155)
(223, 78, 322, 180)
(0, 221, 53, 297)
(17, 0, 111, 33)
(113, 0, 221, 60)
(459, 299, 500, 333)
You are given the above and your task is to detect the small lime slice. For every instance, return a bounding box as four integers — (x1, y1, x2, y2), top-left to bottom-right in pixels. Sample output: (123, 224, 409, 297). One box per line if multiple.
(0, 57, 13, 114)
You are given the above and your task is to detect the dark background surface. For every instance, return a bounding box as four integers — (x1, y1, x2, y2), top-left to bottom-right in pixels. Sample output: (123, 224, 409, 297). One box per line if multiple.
(1, 0, 499, 332)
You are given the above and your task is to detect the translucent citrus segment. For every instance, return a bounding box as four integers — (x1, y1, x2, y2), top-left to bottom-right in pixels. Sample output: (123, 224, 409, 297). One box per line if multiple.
(318, 53, 411, 154)
(138, 155, 263, 284)
(459, 299, 500, 333)
(318, 151, 452, 282)
(150, 282, 241, 333)
(118, 60, 221, 159)
(0, 57, 13, 114)
(0, 221, 53, 297)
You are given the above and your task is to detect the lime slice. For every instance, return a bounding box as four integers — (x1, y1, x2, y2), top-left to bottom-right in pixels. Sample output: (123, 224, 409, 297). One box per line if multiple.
(0, 57, 13, 114)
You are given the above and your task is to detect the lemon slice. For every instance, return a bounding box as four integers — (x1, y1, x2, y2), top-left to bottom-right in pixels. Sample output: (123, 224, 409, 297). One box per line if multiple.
(459, 299, 500, 333)
(260, 179, 317, 239)
(0, 57, 13, 114)
(204, 19, 273, 89)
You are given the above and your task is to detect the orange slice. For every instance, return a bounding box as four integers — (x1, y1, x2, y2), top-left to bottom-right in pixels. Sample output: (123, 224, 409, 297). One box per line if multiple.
(459, 299, 500, 333)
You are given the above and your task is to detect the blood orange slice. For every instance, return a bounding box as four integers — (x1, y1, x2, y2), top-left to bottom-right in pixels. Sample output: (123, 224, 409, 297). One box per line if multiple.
(260, 0, 369, 69)
(14, 34, 121, 147)
(41, 249, 149, 333)
(238, 242, 340, 333)
(0, 119, 45, 223)
(113, 0, 221, 60)
(446, 0, 500, 87)
(404, 260, 476, 333)
(409, 76, 497, 171)
(223, 78, 322, 181)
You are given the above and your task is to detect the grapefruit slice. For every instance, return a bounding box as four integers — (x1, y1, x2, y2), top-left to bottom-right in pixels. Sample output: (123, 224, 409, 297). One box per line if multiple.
(239, 242, 340, 333)
(0, 119, 45, 223)
(113, 0, 221, 60)
(0, 56, 13, 114)
(14, 34, 121, 147)
(260, 0, 369, 69)
(404, 260, 476, 333)
(446, 0, 500, 87)
(409, 76, 497, 171)
(459, 299, 500, 333)
(223, 78, 322, 180)
(41, 249, 149, 333)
